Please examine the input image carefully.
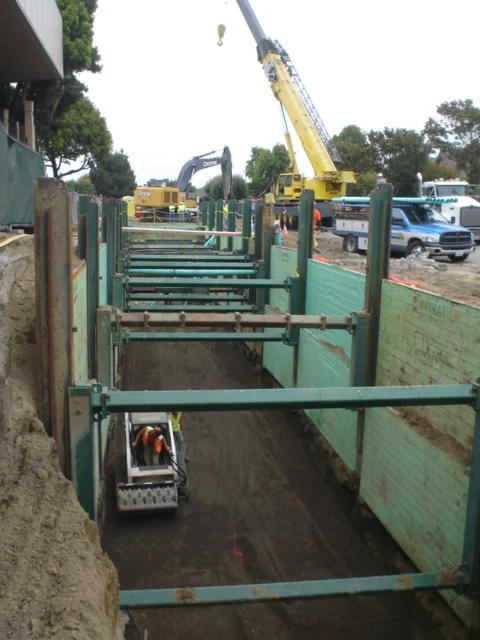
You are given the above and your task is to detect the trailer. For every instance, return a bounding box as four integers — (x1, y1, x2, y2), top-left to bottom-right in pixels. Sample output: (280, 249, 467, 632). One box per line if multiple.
(116, 411, 188, 512)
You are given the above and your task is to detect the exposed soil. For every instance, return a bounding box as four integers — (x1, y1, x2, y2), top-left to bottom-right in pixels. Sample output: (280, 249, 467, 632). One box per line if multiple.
(282, 231, 480, 308)
(103, 338, 445, 640)
(0, 236, 123, 640)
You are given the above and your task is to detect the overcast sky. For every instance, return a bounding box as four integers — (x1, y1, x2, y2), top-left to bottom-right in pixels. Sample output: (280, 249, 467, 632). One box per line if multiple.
(80, 0, 480, 189)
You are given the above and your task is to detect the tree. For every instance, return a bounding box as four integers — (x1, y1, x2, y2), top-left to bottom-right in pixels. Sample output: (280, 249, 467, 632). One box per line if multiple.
(245, 144, 290, 197)
(424, 100, 480, 183)
(332, 125, 376, 174)
(203, 174, 248, 200)
(368, 128, 431, 195)
(44, 96, 112, 178)
(66, 174, 94, 194)
(90, 149, 136, 198)
(232, 175, 248, 200)
(421, 159, 460, 182)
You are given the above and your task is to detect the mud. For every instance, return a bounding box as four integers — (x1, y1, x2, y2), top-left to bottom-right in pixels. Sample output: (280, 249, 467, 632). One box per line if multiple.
(0, 237, 123, 640)
(103, 338, 444, 640)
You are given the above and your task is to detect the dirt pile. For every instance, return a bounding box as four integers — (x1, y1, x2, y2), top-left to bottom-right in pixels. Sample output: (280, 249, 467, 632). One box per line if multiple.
(283, 230, 480, 308)
(0, 237, 124, 640)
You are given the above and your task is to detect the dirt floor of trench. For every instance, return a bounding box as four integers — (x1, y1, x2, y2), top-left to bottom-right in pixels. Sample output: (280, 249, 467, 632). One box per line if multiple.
(103, 338, 447, 640)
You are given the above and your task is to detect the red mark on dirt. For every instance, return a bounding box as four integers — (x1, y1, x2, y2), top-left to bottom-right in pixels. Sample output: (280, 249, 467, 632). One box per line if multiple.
(282, 493, 302, 506)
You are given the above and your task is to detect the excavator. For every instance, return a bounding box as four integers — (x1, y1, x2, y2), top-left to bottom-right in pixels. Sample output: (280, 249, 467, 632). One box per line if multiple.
(177, 147, 233, 208)
(235, 0, 356, 224)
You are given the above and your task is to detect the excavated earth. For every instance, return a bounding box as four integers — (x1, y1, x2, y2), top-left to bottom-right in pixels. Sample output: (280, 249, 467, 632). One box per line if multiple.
(0, 236, 124, 640)
(102, 337, 457, 640)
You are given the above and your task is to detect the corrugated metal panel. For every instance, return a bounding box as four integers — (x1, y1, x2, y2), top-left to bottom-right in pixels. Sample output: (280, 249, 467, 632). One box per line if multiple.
(298, 261, 365, 470)
(263, 306, 294, 387)
(73, 266, 88, 381)
(298, 330, 357, 469)
(99, 244, 108, 306)
(269, 247, 296, 311)
(377, 282, 479, 456)
(361, 406, 473, 624)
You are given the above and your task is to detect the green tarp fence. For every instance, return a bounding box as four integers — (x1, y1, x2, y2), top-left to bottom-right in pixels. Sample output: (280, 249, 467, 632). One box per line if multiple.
(0, 126, 45, 226)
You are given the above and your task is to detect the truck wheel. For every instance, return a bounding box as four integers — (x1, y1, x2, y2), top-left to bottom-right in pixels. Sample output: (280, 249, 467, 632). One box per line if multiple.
(448, 254, 469, 262)
(407, 240, 425, 256)
(343, 235, 358, 253)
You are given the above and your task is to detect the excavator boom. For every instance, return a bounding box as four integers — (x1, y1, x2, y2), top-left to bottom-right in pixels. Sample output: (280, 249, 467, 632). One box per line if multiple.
(177, 147, 233, 201)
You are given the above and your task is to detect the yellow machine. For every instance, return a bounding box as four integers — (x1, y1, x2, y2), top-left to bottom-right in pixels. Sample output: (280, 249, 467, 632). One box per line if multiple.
(121, 196, 135, 218)
(236, 0, 355, 212)
(134, 186, 180, 215)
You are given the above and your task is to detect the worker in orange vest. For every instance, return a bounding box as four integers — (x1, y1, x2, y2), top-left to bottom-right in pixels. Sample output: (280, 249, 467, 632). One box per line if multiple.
(313, 207, 321, 248)
(133, 425, 170, 466)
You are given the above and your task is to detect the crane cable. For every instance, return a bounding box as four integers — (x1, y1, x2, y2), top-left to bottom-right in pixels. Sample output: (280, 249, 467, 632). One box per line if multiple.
(217, 24, 226, 46)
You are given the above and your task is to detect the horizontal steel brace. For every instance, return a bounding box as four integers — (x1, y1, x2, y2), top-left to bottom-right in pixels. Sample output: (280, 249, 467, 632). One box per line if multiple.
(126, 305, 256, 313)
(128, 247, 221, 252)
(126, 278, 289, 289)
(127, 294, 247, 302)
(127, 262, 255, 270)
(92, 384, 476, 415)
(119, 571, 461, 609)
(116, 312, 354, 330)
(124, 226, 241, 237)
(128, 254, 250, 262)
(123, 331, 286, 343)
(127, 268, 257, 277)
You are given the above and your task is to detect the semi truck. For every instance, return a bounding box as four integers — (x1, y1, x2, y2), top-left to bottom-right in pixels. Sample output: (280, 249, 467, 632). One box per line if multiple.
(333, 197, 476, 262)
(417, 174, 480, 241)
(116, 411, 188, 513)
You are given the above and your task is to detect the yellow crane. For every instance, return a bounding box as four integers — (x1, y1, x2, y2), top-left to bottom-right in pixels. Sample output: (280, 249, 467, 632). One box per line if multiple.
(235, 0, 356, 218)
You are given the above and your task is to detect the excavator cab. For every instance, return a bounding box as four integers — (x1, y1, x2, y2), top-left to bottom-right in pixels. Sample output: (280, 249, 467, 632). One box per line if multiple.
(276, 173, 303, 199)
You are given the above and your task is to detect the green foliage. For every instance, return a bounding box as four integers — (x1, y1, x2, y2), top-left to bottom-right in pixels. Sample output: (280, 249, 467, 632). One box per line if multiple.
(147, 178, 177, 187)
(203, 174, 247, 200)
(424, 99, 480, 183)
(347, 171, 378, 196)
(245, 144, 290, 197)
(90, 150, 136, 198)
(367, 128, 431, 195)
(421, 159, 460, 182)
(43, 96, 112, 177)
(57, 0, 101, 74)
(66, 174, 94, 194)
(233, 175, 248, 199)
(332, 125, 375, 174)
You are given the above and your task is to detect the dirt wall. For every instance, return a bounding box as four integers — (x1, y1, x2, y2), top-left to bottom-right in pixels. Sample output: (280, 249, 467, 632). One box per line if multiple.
(0, 237, 124, 640)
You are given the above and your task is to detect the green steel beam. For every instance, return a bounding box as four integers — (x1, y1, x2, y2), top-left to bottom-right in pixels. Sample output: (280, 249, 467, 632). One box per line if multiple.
(364, 183, 393, 386)
(242, 198, 252, 255)
(208, 199, 215, 231)
(297, 191, 313, 315)
(128, 256, 250, 263)
(90, 383, 476, 416)
(85, 200, 100, 379)
(126, 305, 255, 313)
(350, 311, 371, 475)
(119, 331, 286, 343)
(127, 294, 247, 302)
(118, 571, 461, 609)
(254, 200, 263, 260)
(216, 199, 223, 251)
(127, 268, 257, 277)
(105, 202, 116, 305)
(228, 199, 236, 252)
(127, 262, 255, 270)
(256, 261, 266, 313)
(112, 274, 124, 312)
(126, 277, 289, 289)
(462, 407, 480, 595)
(201, 201, 207, 227)
(78, 195, 90, 260)
(116, 312, 354, 329)
(96, 308, 113, 387)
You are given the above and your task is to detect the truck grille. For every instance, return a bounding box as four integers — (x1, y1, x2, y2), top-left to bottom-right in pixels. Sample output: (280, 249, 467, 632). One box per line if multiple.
(440, 231, 472, 249)
(460, 206, 480, 228)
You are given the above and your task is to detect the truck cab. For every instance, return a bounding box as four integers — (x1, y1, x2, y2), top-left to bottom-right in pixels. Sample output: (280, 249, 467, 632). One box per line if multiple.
(334, 202, 476, 262)
(418, 176, 480, 241)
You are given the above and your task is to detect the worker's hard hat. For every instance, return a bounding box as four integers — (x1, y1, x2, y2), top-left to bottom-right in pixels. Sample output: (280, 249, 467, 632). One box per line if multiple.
(377, 173, 384, 178)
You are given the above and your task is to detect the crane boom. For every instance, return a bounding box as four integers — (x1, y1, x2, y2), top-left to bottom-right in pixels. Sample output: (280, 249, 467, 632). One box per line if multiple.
(236, 0, 355, 196)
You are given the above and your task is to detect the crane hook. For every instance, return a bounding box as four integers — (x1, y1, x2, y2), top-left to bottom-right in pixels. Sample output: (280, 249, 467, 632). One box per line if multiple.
(217, 24, 226, 46)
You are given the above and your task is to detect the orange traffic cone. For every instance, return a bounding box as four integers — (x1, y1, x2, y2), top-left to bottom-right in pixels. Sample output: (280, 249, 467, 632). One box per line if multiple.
(283, 223, 288, 238)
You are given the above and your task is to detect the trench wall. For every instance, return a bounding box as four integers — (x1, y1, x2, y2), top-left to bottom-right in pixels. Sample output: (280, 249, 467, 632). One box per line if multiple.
(264, 246, 478, 627)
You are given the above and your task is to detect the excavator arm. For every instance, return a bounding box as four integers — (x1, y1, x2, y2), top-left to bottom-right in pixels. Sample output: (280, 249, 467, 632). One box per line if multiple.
(177, 147, 233, 200)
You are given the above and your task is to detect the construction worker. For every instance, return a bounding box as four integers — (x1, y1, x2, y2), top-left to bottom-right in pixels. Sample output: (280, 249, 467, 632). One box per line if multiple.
(377, 173, 386, 186)
(313, 207, 321, 248)
(132, 425, 170, 466)
(170, 411, 188, 462)
(169, 203, 176, 222)
(178, 200, 186, 222)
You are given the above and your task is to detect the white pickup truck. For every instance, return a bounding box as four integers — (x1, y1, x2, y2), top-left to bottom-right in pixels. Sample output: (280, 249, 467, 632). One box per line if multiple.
(418, 174, 480, 241)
